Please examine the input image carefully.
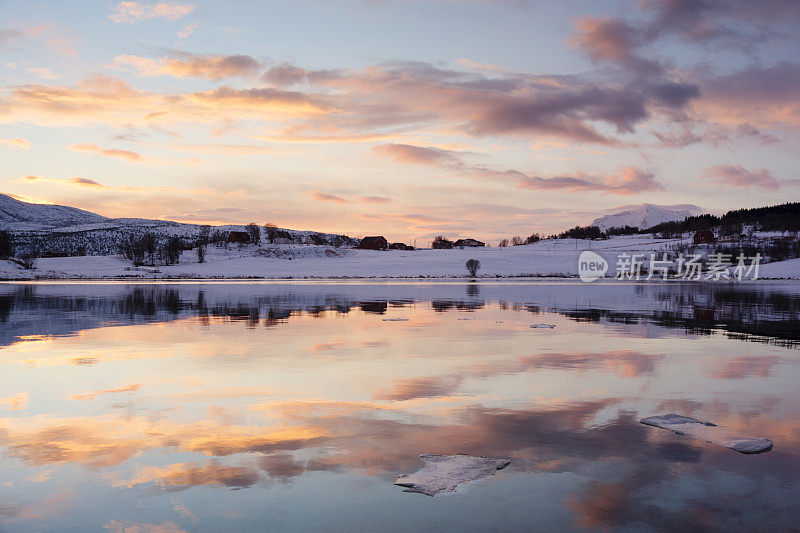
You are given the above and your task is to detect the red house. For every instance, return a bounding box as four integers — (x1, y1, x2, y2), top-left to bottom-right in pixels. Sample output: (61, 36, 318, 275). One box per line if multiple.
(358, 236, 388, 250)
(693, 230, 715, 244)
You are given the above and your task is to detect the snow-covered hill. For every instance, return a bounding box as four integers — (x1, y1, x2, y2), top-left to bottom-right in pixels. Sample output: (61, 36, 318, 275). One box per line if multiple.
(0, 193, 356, 255)
(591, 203, 705, 231)
(0, 193, 107, 228)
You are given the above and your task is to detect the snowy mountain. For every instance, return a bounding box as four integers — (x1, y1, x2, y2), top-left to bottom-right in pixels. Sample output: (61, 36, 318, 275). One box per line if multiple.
(0, 193, 107, 229)
(591, 203, 705, 231)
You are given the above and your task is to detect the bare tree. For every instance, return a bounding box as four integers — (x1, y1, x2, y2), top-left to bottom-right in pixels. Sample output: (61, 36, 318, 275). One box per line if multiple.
(121, 233, 157, 266)
(162, 237, 183, 265)
(246, 223, 261, 245)
(198, 225, 210, 245)
(197, 244, 206, 263)
(0, 230, 12, 259)
(432, 235, 454, 249)
(511, 235, 523, 246)
(498, 239, 509, 248)
(15, 246, 40, 269)
(264, 223, 277, 243)
(466, 259, 480, 277)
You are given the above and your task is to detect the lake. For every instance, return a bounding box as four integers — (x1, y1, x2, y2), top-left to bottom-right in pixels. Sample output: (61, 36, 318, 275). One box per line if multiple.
(1, 281, 799, 532)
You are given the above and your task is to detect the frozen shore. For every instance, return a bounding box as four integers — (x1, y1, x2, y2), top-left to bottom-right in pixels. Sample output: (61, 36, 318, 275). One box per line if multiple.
(1, 234, 799, 280)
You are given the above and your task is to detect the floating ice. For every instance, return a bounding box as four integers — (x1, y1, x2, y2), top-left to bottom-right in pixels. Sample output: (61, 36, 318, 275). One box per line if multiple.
(641, 413, 773, 454)
(394, 454, 511, 496)
(530, 324, 556, 329)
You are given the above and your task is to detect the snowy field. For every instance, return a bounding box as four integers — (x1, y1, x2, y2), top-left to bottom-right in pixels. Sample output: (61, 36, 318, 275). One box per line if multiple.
(1, 233, 799, 280)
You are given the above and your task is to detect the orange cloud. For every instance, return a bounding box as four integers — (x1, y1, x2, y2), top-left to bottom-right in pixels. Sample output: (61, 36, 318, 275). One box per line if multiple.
(68, 384, 141, 401)
(0, 75, 330, 129)
(113, 53, 260, 80)
(1, 393, 28, 410)
(0, 137, 31, 149)
(68, 142, 144, 162)
(117, 460, 260, 490)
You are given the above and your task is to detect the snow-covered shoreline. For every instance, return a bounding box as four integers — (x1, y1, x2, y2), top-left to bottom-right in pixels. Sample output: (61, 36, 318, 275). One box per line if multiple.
(1, 235, 799, 280)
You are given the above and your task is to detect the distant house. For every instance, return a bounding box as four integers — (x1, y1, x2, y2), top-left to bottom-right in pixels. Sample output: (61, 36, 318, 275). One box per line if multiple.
(693, 230, 715, 244)
(454, 238, 485, 248)
(389, 242, 406, 250)
(359, 236, 388, 250)
(227, 231, 250, 244)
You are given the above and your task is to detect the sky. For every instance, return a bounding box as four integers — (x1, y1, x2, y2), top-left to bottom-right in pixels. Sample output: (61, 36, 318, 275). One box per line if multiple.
(1, 0, 798, 243)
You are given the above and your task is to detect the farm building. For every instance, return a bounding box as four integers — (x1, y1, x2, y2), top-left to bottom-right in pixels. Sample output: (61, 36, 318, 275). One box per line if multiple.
(454, 238, 485, 248)
(389, 242, 407, 250)
(358, 236, 388, 250)
(227, 231, 250, 244)
(693, 230, 715, 244)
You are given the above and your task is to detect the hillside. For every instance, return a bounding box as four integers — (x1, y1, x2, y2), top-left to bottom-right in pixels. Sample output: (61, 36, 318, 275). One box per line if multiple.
(0, 193, 107, 229)
(0, 193, 356, 256)
(645, 202, 800, 235)
(591, 204, 704, 231)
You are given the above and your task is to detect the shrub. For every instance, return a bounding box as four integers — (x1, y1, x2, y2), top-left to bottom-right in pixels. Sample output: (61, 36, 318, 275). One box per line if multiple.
(511, 236, 523, 246)
(197, 244, 206, 263)
(524, 233, 541, 244)
(498, 239, 509, 248)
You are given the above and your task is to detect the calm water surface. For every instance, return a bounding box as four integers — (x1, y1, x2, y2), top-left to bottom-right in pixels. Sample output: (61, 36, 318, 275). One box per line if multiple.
(1, 281, 799, 532)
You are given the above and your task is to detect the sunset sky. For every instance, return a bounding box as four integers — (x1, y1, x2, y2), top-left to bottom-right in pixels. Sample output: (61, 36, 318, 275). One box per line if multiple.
(1, 0, 798, 242)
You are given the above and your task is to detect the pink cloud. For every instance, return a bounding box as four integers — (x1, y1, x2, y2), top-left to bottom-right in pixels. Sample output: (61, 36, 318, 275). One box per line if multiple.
(702, 165, 780, 190)
(109, 2, 196, 23)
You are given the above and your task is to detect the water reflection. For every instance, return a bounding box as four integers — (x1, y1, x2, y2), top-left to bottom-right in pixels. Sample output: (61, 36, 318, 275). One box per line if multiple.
(0, 281, 799, 532)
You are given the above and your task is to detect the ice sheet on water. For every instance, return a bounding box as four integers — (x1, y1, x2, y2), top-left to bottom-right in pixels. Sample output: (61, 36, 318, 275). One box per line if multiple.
(641, 413, 773, 454)
(394, 454, 511, 496)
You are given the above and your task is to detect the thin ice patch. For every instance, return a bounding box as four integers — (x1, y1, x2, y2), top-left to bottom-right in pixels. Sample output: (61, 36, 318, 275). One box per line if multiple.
(394, 454, 511, 496)
(530, 324, 556, 329)
(641, 413, 773, 454)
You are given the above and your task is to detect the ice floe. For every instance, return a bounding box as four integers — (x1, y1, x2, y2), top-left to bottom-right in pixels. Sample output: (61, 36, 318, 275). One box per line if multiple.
(641, 413, 773, 454)
(394, 454, 511, 496)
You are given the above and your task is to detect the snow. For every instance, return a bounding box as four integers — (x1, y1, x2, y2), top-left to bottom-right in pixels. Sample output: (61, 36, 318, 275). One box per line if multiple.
(591, 203, 705, 231)
(759, 257, 800, 279)
(641, 414, 773, 454)
(394, 454, 510, 496)
(0, 235, 677, 279)
(1, 233, 799, 279)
